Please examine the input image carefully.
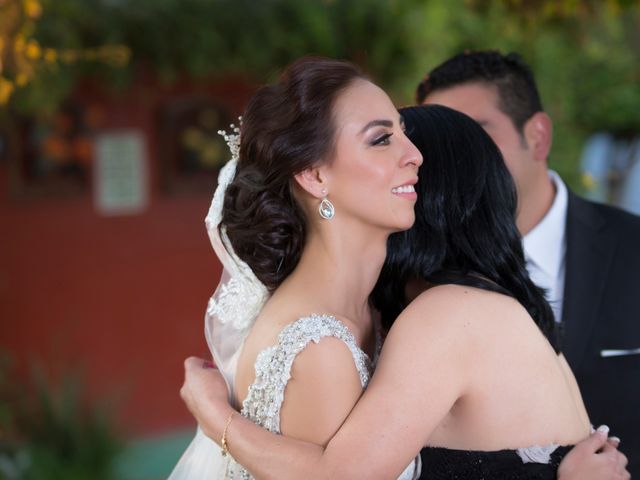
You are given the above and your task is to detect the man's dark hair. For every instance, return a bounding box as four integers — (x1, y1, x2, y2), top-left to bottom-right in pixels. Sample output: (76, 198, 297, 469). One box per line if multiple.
(416, 51, 544, 134)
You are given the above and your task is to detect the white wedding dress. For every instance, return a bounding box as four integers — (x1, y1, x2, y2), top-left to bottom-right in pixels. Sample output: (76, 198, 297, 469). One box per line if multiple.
(168, 314, 420, 479)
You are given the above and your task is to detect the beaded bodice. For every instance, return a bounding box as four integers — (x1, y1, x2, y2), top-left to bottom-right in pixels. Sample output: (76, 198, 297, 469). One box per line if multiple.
(240, 314, 371, 432)
(226, 315, 370, 479)
(226, 314, 419, 480)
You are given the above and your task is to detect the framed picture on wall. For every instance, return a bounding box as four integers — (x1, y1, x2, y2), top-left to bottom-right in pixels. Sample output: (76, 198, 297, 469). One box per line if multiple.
(6, 99, 104, 197)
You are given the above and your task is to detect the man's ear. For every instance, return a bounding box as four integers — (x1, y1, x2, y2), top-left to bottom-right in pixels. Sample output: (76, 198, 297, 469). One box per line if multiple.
(293, 166, 329, 199)
(523, 111, 553, 163)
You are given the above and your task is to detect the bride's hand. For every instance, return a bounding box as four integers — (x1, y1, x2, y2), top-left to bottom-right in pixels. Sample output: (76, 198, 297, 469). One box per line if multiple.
(180, 356, 237, 442)
(557, 427, 629, 480)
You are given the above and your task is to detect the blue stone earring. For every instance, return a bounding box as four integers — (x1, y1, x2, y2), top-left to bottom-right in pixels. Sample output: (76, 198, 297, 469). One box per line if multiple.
(318, 189, 335, 220)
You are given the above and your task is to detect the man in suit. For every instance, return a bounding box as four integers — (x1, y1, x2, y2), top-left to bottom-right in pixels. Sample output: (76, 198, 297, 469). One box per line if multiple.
(418, 50, 640, 475)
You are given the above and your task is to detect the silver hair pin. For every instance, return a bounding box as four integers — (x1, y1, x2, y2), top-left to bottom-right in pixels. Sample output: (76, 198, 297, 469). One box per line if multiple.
(218, 117, 242, 161)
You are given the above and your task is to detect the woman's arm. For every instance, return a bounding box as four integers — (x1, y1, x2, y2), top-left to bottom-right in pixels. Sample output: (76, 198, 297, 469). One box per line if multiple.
(180, 357, 631, 480)
(182, 359, 630, 480)
(183, 291, 472, 479)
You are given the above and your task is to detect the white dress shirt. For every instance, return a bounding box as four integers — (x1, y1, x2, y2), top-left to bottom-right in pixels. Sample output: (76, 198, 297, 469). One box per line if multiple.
(522, 171, 568, 322)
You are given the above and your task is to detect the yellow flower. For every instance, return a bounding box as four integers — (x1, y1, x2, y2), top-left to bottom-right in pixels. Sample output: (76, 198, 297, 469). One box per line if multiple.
(44, 48, 57, 63)
(0, 77, 15, 105)
(25, 39, 41, 60)
(16, 72, 29, 86)
(23, 0, 43, 19)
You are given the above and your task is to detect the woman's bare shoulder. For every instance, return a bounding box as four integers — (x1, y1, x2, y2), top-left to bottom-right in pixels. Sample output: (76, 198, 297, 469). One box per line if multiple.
(391, 283, 523, 344)
(400, 284, 486, 321)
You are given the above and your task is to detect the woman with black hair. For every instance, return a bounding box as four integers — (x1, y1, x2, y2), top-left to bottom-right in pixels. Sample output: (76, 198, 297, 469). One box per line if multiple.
(179, 105, 629, 479)
(373, 104, 558, 341)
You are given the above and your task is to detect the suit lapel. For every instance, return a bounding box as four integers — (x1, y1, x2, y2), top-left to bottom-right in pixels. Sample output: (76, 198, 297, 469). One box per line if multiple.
(561, 193, 617, 368)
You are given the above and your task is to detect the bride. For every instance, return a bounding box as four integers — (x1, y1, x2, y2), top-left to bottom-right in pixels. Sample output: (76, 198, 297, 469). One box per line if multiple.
(177, 96, 629, 479)
(168, 57, 423, 479)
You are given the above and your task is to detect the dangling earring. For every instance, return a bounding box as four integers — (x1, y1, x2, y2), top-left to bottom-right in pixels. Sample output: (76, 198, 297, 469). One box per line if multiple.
(318, 189, 335, 220)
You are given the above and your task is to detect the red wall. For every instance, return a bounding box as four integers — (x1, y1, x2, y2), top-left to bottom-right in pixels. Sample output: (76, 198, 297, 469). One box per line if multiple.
(0, 73, 255, 436)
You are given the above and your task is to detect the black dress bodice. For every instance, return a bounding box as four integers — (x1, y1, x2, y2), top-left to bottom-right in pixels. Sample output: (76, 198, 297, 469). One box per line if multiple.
(419, 445, 573, 480)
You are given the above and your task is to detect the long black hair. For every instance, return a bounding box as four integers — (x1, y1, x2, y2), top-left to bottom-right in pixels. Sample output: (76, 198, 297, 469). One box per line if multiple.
(372, 105, 559, 352)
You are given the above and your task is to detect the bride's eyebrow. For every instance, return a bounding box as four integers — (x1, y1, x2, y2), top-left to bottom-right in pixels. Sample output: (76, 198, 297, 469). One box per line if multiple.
(358, 119, 393, 135)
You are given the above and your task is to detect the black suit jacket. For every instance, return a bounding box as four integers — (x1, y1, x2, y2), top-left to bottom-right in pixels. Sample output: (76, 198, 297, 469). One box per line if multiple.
(561, 192, 640, 476)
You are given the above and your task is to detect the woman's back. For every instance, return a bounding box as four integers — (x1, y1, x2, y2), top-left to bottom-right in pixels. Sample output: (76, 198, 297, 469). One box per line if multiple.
(371, 104, 591, 473)
(405, 284, 590, 451)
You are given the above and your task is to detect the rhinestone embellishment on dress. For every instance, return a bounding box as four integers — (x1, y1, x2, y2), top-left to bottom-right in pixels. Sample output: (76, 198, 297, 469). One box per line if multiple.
(226, 314, 372, 479)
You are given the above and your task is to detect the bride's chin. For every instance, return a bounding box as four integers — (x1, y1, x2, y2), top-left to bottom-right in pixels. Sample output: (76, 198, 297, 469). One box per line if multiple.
(395, 214, 416, 231)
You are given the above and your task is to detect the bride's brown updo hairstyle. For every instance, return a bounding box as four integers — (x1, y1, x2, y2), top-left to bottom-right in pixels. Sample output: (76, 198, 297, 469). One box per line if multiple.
(222, 57, 366, 292)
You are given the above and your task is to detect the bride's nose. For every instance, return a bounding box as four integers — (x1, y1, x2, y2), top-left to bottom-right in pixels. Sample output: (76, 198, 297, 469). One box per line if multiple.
(401, 139, 423, 168)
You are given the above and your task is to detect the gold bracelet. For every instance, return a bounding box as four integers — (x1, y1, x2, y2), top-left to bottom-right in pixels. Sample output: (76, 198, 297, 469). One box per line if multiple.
(221, 411, 236, 457)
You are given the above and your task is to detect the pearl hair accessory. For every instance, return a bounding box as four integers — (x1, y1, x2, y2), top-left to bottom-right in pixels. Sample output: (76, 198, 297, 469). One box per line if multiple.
(217, 118, 241, 163)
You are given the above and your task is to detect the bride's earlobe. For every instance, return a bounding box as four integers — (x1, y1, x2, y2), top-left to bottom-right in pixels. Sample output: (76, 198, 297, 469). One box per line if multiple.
(294, 168, 328, 199)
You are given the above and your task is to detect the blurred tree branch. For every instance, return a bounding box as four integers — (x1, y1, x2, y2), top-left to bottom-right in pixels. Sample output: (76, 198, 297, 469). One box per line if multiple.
(1, 0, 639, 189)
(0, 0, 130, 113)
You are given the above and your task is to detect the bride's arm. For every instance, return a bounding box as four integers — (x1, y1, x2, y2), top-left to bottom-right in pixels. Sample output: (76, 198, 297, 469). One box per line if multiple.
(184, 292, 472, 479)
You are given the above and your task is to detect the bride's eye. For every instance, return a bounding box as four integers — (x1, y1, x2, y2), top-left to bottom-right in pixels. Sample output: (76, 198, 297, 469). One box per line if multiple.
(371, 133, 393, 146)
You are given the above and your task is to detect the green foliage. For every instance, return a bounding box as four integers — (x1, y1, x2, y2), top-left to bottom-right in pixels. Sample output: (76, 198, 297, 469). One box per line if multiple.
(398, 0, 640, 187)
(0, 357, 123, 480)
(6, 0, 640, 187)
(28, 0, 421, 88)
